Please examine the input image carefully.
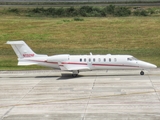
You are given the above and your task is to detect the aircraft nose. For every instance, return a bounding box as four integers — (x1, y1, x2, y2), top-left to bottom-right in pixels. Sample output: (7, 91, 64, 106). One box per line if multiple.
(150, 64, 157, 69)
(138, 61, 157, 69)
(145, 63, 157, 69)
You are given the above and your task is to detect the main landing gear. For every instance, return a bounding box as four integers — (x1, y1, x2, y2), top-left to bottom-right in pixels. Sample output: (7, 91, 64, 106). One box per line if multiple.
(140, 71, 144, 75)
(72, 74, 78, 77)
(72, 70, 79, 77)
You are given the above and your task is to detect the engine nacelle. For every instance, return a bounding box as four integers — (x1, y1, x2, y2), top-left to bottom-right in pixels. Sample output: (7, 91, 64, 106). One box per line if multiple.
(47, 54, 69, 62)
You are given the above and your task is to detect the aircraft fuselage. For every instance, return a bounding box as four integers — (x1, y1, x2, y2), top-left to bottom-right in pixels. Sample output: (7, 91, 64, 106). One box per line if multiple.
(7, 41, 157, 77)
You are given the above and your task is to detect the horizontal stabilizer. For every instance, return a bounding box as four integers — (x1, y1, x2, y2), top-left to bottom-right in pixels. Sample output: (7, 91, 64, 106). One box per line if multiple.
(7, 41, 24, 45)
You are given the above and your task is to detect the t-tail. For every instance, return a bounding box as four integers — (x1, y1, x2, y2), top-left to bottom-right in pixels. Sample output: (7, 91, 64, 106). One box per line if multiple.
(7, 41, 48, 66)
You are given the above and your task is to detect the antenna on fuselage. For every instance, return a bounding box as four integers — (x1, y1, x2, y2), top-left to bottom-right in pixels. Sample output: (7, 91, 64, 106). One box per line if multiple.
(90, 52, 92, 55)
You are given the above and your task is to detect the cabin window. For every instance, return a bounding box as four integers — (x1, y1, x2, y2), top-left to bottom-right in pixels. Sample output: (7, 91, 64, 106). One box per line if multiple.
(93, 58, 95, 62)
(128, 57, 138, 61)
(109, 58, 111, 62)
(104, 58, 106, 62)
(132, 57, 138, 60)
(114, 58, 117, 62)
(84, 58, 86, 62)
(89, 58, 91, 62)
(99, 58, 101, 62)
(80, 58, 82, 62)
(127, 58, 132, 61)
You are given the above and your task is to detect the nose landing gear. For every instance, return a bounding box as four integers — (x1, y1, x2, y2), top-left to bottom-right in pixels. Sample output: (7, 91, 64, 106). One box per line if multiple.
(140, 71, 144, 75)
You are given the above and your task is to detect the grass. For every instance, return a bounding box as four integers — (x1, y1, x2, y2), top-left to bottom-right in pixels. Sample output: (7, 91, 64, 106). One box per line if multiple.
(0, 15, 160, 70)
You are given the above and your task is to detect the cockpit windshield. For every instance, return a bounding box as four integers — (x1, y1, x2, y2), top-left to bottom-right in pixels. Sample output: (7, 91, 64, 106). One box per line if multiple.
(127, 57, 138, 61)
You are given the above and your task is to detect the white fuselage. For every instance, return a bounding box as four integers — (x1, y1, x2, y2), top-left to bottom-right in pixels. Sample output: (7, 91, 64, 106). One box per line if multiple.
(21, 54, 157, 71)
(7, 41, 157, 76)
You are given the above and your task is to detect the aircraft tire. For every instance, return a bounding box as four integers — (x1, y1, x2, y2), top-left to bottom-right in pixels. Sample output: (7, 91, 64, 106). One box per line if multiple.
(72, 74, 78, 77)
(140, 71, 144, 75)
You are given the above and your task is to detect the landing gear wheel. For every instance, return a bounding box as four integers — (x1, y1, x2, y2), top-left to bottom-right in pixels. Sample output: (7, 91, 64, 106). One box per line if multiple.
(72, 70, 79, 77)
(72, 74, 78, 77)
(140, 71, 144, 75)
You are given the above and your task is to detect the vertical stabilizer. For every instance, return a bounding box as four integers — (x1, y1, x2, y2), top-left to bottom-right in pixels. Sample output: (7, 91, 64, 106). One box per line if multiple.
(7, 41, 36, 58)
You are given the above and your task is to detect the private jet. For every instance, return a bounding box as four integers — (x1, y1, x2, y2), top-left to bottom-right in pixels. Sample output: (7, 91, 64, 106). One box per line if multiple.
(7, 41, 157, 77)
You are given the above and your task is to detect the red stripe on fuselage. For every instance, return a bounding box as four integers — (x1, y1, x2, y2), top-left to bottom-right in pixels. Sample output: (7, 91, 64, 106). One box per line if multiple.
(61, 62, 87, 65)
(28, 60, 139, 68)
(62, 62, 139, 68)
(92, 64, 139, 67)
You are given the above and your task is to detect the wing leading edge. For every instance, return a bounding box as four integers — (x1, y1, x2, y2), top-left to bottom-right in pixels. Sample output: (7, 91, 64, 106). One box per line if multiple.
(58, 62, 90, 71)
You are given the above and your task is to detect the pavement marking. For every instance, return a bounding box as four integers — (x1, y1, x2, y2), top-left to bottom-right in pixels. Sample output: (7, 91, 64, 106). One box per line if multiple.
(0, 69, 160, 119)
(81, 72, 97, 120)
(0, 71, 54, 120)
(147, 73, 160, 102)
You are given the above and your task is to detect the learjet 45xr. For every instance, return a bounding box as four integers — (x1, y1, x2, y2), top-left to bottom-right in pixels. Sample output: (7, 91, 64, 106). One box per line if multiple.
(7, 41, 157, 77)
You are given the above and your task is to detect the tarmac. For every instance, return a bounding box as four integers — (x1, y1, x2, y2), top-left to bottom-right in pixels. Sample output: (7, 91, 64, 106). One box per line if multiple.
(0, 69, 160, 120)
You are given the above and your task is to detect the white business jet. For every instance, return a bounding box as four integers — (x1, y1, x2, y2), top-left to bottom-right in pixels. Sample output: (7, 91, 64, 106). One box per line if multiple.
(7, 41, 157, 77)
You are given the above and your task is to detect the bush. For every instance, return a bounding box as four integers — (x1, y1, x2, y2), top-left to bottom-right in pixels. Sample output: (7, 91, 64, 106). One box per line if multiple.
(66, 7, 78, 17)
(79, 6, 105, 17)
(46, 8, 56, 16)
(32, 7, 44, 13)
(80, 6, 93, 13)
(55, 8, 65, 16)
(133, 10, 141, 16)
(147, 8, 155, 15)
(74, 17, 84, 21)
(92, 7, 105, 17)
(106, 5, 115, 15)
(133, 10, 148, 16)
(8, 8, 19, 14)
(5, 6, 154, 18)
(79, 6, 93, 17)
(63, 19, 71, 22)
(140, 10, 148, 16)
(114, 7, 131, 17)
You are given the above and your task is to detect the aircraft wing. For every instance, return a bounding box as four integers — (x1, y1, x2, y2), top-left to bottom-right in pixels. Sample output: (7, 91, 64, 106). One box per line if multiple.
(67, 66, 90, 71)
(58, 62, 90, 71)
